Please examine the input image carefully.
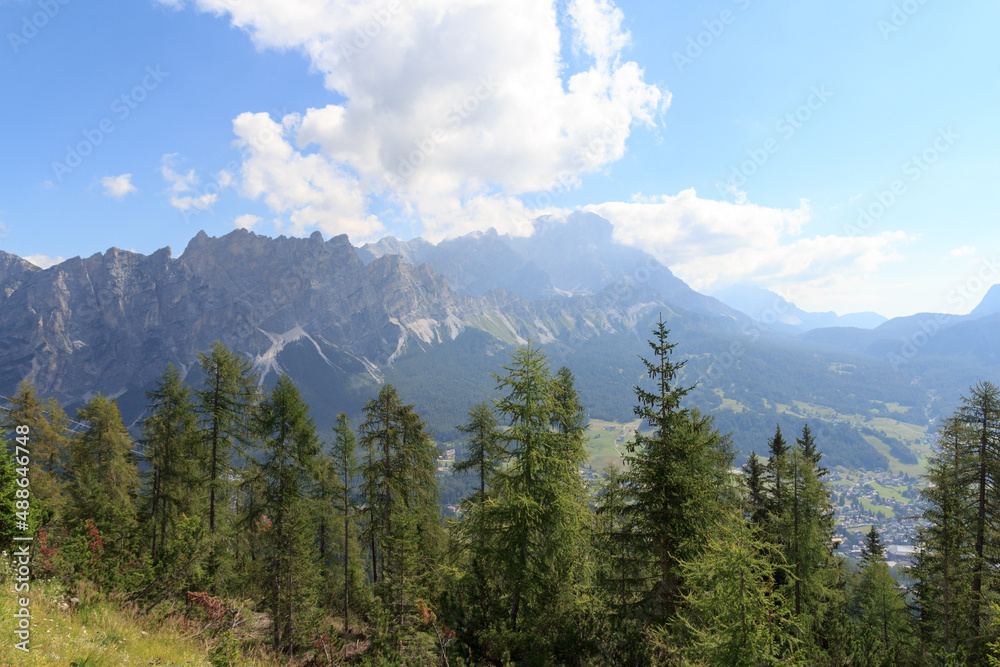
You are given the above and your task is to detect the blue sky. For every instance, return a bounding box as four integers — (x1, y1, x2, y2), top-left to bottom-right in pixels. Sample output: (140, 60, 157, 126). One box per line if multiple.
(1, 0, 997, 318)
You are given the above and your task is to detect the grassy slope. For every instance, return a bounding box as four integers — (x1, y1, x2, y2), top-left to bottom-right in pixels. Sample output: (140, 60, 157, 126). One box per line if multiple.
(0, 578, 285, 667)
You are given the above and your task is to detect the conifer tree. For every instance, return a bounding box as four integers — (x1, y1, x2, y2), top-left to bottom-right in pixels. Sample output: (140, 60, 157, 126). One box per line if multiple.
(861, 526, 885, 566)
(452, 401, 505, 630)
(0, 382, 71, 531)
(196, 341, 259, 536)
(358, 385, 443, 647)
(914, 415, 978, 661)
(483, 344, 592, 659)
(139, 364, 204, 563)
(957, 381, 1000, 647)
(598, 318, 733, 636)
(453, 402, 505, 502)
(851, 555, 913, 665)
(316, 412, 365, 638)
(668, 505, 802, 666)
(764, 424, 789, 517)
(66, 395, 140, 559)
(778, 426, 841, 650)
(742, 451, 767, 526)
(254, 373, 322, 653)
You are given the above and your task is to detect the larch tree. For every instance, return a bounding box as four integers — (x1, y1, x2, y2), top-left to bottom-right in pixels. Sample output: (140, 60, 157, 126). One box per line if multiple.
(254, 373, 322, 653)
(139, 364, 204, 563)
(66, 395, 140, 560)
(0, 382, 71, 531)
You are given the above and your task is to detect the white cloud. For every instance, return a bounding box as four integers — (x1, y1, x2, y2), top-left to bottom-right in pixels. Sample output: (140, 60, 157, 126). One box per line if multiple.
(100, 173, 137, 199)
(161, 153, 198, 194)
(578, 189, 910, 298)
(24, 254, 65, 269)
(0, 220, 8, 238)
(233, 214, 263, 230)
(160, 153, 218, 212)
(949, 245, 975, 258)
(233, 112, 381, 241)
(175, 0, 666, 240)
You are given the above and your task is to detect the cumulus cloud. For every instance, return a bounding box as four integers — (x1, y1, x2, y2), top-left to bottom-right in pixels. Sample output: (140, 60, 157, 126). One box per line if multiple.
(100, 174, 137, 199)
(949, 245, 976, 258)
(233, 213, 263, 230)
(160, 153, 218, 212)
(24, 254, 65, 269)
(169, 0, 666, 240)
(578, 189, 909, 298)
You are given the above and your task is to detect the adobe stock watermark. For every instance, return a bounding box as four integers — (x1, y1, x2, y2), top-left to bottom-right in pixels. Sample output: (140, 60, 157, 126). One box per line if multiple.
(7, 0, 71, 54)
(506, 116, 632, 230)
(178, 106, 291, 224)
(673, 0, 752, 72)
(550, 254, 666, 367)
(878, 0, 931, 40)
(888, 255, 999, 370)
(723, 85, 833, 200)
(845, 126, 958, 237)
(694, 295, 791, 390)
(339, 0, 403, 61)
(391, 75, 500, 181)
(51, 66, 169, 182)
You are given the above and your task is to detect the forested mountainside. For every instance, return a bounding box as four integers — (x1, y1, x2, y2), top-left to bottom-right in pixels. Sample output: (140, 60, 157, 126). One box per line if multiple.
(3, 220, 1000, 474)
(2, 324, 998, 665)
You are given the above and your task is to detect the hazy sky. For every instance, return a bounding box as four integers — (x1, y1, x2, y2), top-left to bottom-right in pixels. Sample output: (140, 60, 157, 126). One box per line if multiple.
(1, 0, 996, 318)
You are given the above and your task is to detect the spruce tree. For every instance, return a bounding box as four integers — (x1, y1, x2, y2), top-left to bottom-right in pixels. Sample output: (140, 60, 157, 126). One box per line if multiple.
(598, 318, 733, 640)
(742, 451, 767, 526)
(358, 385, 443, 653)
(914, 415, 977, 660)
(851, 556, 913, 665)
(628, 321, 732, 620)
(329, 412, 363, 638)
(861, 526, 885, 566)
(452, 401, 505, 631)
(957, 381, 1000, 648)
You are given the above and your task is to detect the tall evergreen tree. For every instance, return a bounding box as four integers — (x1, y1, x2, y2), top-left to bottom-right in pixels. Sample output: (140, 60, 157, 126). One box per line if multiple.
(764, 424, 790, 517)
(358, 384, 443, 652)
(139, 364, 204, 563)
(861, 526, 886, 566)
(482, 345, 592, 660)
(196, 341, 259, 536)
(779, 426, 841, 649)
(453, 402, 505, 502)
(957, 381, 1000, 648)
(599, 318, 733, 634)
(321, 412, 364, 638)
(66, 395, 140, 559)
(667, 506, 802, 666)
(631, 324, 732, 619)
(851, 556, 914, 665)
(914, 415, 978, 662)
(254, 374, 322, 653)
(742, 451, 767, 526)
(0, 382, 71, 531)
(452, 401, 505, 632)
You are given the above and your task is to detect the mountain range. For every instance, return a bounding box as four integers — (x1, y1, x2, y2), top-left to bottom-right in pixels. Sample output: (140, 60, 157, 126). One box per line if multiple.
(2, 212, 999, 474)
